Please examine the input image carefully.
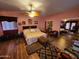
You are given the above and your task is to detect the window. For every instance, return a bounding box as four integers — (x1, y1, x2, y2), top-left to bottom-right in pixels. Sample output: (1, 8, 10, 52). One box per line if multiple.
(2, 21, 17, 30)
(65, 21, 77, 32)
(65, 22, 70, 30)
(70, 23, 76, 30)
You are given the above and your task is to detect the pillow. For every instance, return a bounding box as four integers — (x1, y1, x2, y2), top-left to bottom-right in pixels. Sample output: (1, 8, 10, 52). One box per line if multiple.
(30, 29, 36, 32)
(24, 29, 30, 32)
(30, 28, 41, 32)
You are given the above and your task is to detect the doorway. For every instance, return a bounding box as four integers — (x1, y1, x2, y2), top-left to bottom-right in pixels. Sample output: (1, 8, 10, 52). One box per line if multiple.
(45, 21, 52, 32)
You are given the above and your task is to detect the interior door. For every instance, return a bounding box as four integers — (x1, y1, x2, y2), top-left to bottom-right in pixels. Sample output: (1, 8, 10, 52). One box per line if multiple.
(45, 21, 52, 32)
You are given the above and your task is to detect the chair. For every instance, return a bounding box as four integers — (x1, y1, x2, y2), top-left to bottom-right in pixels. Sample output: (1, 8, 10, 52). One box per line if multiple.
(48, 31, 58, 37)
(59, 52, 72, 59)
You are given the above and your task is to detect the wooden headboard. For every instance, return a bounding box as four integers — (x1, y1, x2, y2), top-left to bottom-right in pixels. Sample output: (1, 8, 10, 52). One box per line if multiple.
(23, 26, 37, 30)
(23, 26, 29, 29)
(31, 26, 37, 28)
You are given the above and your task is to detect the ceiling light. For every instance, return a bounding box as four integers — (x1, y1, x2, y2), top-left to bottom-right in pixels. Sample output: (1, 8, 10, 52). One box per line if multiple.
(28, 11, 40, 17)
(64, 19, 67, 22)
(26, 3, 41, 17)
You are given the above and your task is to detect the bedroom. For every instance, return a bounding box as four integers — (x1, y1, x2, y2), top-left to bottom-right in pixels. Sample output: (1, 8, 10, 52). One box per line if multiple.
(0, 0, 79, 59)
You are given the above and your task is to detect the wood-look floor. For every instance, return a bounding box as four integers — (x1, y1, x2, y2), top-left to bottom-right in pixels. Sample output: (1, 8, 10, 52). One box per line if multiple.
(0, 35, 73, 59)
(49, 35, 73, 51)
(0, 38, 40, 59)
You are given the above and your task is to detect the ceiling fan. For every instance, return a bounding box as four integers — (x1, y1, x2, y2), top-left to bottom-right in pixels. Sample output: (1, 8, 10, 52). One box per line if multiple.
(26, 4, 41, 17)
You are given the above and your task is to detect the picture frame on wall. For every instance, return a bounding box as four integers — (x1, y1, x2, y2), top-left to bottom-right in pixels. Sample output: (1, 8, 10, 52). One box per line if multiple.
(22, 21, 26, 25)
(28, 19, 32, 24)
(18, 22, 21, 26)
(34, 21, 38, 24)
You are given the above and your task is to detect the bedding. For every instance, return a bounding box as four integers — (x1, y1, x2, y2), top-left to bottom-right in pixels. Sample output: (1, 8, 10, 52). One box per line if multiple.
(23, 29, 47, 45)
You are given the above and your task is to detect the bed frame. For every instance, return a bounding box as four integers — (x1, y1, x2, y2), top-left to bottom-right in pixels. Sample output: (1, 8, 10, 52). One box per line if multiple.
(23, 26, 37, 30)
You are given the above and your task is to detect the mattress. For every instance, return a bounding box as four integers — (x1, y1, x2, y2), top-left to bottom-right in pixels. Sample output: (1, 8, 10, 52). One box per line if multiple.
(23, 29, 47, 45)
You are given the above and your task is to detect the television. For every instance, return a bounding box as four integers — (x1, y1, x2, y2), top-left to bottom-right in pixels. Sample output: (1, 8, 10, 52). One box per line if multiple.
(2, 21, 17, 30)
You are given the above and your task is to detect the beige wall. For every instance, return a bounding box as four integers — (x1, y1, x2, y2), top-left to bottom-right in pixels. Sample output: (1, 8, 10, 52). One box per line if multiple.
(38, 7, 79, 31)
(0, 7, 79, 36)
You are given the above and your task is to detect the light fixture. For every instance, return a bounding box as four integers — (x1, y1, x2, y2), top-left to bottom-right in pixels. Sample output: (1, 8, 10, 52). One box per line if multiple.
(28, 11, 41, 17)
(64, 19, 67, 22)
(27, 4, 41, 17)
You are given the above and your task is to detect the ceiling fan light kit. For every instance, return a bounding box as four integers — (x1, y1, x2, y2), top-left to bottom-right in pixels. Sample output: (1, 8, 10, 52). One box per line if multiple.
(26, 3, 41, 17)
(28, 11, 41, 17)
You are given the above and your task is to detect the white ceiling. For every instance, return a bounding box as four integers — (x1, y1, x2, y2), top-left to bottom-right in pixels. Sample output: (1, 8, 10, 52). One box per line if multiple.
(0, 0, 79, 16)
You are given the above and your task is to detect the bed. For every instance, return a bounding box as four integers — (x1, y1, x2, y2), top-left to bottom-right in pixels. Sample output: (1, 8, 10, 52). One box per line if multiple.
(23, 26, 47, 45)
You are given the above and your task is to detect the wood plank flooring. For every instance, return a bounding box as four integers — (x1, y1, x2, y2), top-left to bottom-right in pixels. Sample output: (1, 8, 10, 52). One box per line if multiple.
(0, 35, 74, 59)
(0, 38, 40, 59)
